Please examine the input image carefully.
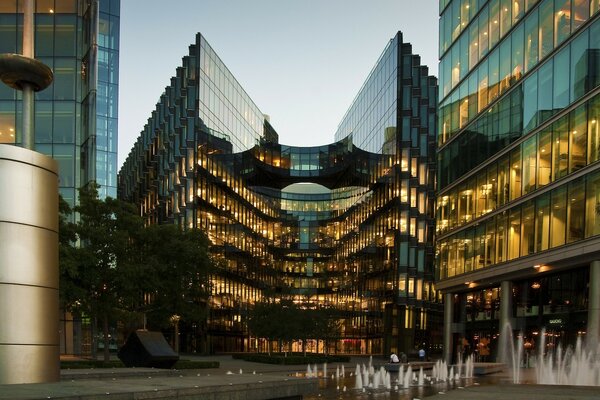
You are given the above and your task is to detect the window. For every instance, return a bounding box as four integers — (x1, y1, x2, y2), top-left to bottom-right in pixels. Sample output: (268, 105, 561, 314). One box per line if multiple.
(552, 115, 569, 180)
(567, 178, 585, 243)
(585, 169, 600, 237)
(555, 0, 571, 47)
(539, 0, 554, 58)
(524, 8, 539, 72)
(523, 71, 539, 132)
(522, 135, 537, 194)
(521, 200, 535, 256)
(553, 46, 570, 110)
(536, 193, 550, 251)
(569, 104, 587, 173)
(538, 128, 552, 186)
(550, 186, 567, 247)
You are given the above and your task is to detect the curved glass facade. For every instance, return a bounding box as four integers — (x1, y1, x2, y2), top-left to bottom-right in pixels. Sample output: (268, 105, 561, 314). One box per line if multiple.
(119, 32, 440, 355)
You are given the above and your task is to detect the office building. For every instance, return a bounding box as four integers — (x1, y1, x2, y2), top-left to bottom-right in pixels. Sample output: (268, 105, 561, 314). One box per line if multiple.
(436, 0, 600, 361)
(0, 0, 120, 354)
(118, 32, 441, 354)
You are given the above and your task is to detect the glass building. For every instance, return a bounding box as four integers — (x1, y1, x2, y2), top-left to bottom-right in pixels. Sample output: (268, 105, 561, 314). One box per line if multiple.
(436, 0, 600, 362)
(0, 0, 119, 202)
(0, 0, 120, 354)
(119, 32, 440, 355)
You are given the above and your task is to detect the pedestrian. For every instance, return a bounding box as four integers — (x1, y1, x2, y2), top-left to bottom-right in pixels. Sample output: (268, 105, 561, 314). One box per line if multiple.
(418, 347, 425, 361)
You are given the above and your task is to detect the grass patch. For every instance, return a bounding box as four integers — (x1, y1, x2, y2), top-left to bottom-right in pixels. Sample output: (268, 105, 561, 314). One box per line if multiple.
(232, 353, 350, 365)
(60, 359, 218, 369)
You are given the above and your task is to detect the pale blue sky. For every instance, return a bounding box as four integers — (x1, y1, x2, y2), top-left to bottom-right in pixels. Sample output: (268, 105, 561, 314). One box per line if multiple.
(118, 0, 439, 166)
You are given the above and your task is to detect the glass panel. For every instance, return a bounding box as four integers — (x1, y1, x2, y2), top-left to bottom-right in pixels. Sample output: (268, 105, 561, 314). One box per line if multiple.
(523, 71, 539, 131)
(478, 59, 489, 111)
(479, 5, 490, 59)
(488, 48, 500, 102)
(0, 101, 15, 144)
(501, 0, 512, 36)
(538, 127, 553, 186)
(499, 39, 512, 94)
(53, 102, 75, 143)
(569, 104, 587, 172)
(538, 60, 554, 124)
(0, 1, 17, 13)
(570, 30, 589, 101)
(511, 23, 524, 82)
(590, 18, 600, 90)
(536, 193, 550, 251)
(510, 147, 522, 200)
(539, 0, 554, 59)
(553, 46, 570, 110)
(55, 15, 76, 56)
(508, 207, 521, 260)
(485, 217, 497, 266)
(0, 14, 17, 53)
(498, 155, 510, 205)
(34, 101, 52, 143)
(524, 8, 539, 72)
(54, 0, 76, 13)
(53, 144, 75, 188)
(567, 178, 585, 243)
(35, 14, 53, 57)
(585, 169, 600, 237)
(522, 135, 537, 194)
(550, 186, 567, 247)
(513, 0, 525, 22)
(496, 211, 508, 262)
(572, 0, 590, 31)
(469, 22, 479, 69)
(53, 58, 76, 100)
(552, 115, 569, 180)
(490, 0, 500, 47)
(589, 95, 600, 164)
(555, 0, 572, 47)
(521, 200, 535, 256)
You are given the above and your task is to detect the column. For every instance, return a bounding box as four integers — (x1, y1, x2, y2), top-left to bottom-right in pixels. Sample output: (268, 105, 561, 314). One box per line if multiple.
(443, 292, 453, 363)
(498, 280, 513, 363)
(588, 261, 600, 348)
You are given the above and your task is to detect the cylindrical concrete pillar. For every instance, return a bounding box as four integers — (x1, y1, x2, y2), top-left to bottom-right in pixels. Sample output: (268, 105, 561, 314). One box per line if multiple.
(588, 261, 600, 348)
(498, 280, 513, 363)
(443, 292, 453, 363)
(0, 145, 59, 384)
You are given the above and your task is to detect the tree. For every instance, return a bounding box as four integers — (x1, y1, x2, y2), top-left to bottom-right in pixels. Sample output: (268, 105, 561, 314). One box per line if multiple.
(72, 183, 143, 361)
(141, 224, 212, 353)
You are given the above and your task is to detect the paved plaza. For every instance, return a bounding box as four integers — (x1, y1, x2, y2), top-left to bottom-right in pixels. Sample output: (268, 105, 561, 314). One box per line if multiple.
(1, 356, 599, 399)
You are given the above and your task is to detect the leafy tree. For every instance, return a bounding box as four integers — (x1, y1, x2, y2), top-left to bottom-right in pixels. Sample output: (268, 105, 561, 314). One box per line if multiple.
(58, 195, 81, 311)
(141, 224, 212, 353)
(69, 183, 144, 361)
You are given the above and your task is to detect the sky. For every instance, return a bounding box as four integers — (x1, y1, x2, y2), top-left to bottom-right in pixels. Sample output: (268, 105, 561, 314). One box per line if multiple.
(118, 0, 439, 167)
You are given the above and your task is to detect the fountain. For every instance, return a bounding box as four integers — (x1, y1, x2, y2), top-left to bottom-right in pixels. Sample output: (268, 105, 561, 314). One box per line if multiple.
(417, 367, 424, 386)
(354, 369, 363, 389)
(500, 322, 600, 386)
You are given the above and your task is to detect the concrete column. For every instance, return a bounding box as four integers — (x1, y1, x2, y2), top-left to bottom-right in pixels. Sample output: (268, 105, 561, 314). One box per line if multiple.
(443, 292, 453, 363)
(0, 145, 59, 383)
(588, 261, 600, 348)
(498, 280, 513, 363)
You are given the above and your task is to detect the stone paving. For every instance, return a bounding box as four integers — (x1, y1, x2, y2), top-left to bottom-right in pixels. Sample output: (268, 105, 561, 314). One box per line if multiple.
(2, 356, 599, 399)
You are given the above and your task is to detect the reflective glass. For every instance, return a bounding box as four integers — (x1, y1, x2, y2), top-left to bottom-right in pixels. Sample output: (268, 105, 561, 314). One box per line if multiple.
(550, 186, 567, 247)
(567, 178, 585, 243)
(539, 0, 554, 59)
(555, 0, 572, 46)
(535, 193, 550, 251)
(524, 9, 539, 72)
(585, 169, 600, 237)
(521, 200, 535, 256)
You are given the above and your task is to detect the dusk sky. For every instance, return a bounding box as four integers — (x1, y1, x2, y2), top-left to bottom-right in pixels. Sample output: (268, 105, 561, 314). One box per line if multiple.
(118, 1, 439, 167)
